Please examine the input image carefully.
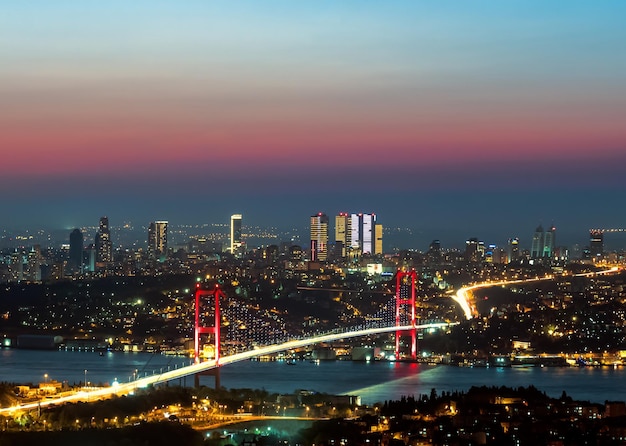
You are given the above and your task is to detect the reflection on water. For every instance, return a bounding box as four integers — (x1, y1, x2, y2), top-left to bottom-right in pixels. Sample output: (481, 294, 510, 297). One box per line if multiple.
(2, 349, 625, 405)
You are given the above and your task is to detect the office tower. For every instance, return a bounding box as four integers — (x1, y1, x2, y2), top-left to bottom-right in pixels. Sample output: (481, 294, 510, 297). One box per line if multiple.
(85, 244, 96, 272)
(310, 212, 329, 261)
(69, 228, 84, 271)
(543, 225, 556, 258)
(350, 213, 361, 256)
(335, 213, 350, 257)
(335, 212, 381, 258)
(508, 238, 520, 262)
(25, 245, 42, 282)
(374, 223, 383, 255)
(465, 237, 479, 262)
(95, 216, 113, 264)
(589, 230, 604, 259)
(230, 214, 243, 255)
(531, 224, 555, 259)
(531, 225, 544, 259)
(361, 213, 375, 254)
(148, 221, 168, 260)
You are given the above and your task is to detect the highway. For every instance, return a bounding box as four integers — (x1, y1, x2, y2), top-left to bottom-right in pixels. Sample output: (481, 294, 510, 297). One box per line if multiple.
(453, 266, 620, 320)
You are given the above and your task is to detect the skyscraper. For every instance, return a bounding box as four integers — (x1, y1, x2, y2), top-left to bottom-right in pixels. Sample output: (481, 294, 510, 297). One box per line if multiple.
(531, 225, 544, 259)
(69, 228, 83, 272)
(335, 213, 350, 257)
(148, 221, 168, 260)
(507, 237, 520, 263)
(95, 216, 112, 264)
(361, 213, 375, 254)
(230, 214, 243, 255)
(543, 225, 556, 258)
(531, 224, 555, 259)
(374, 223, 383, 255)
(310, 212, 329, 261)
(334, 212, 382, 258)
(589, 230, 604, 259)
(465, 237, 480, 262)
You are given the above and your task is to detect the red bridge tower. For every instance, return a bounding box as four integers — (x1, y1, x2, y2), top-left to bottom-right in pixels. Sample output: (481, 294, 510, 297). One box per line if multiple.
(395, 270, 418, 360)
(194, 284, 224, 387)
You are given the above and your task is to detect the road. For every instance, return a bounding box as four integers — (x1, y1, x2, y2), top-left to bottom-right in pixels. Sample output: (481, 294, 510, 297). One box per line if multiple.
(453, 266, 620, 320)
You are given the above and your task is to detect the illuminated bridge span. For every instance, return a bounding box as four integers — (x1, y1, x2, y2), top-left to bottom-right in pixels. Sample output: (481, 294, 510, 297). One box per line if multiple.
(3, 267, 619, 414)
(0, 322, 450, 414)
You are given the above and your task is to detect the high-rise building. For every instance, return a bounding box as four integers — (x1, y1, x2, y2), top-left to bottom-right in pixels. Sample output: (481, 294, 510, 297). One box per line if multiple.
(148, 221, 168, 260)
(95, 216, 112, 264)
(335, 213, 350, 257)
(69, 228, 83, 272)
(543, 225, 556, 258)
(335, 212, 381, 257)
(310, 212, 329, 261)
(531, 224, 555, 259)
(507, 237, 520, 262)
(361, 213, 375, 255)
(374, 223, 383, 255)
(589, 230, 604, 259)
(465, 237, 480, 262)
(531, 225, 544, 259)
(230, 214, 243, 255)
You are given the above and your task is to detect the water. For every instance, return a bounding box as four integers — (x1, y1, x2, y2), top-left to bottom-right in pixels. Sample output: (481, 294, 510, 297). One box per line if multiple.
(2, 349, 626, 405)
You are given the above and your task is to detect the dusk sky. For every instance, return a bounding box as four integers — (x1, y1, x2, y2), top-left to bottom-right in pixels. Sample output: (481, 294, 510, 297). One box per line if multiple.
(2, 1, 625, 249)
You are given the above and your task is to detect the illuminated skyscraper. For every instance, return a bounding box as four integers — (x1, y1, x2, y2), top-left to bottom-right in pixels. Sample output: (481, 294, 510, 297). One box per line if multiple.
(543, 225, 556, 258)
(465, 237, 480, 262)
(531, 224, 555, 259)
(335, 213, 350, 257)
(230, 214, 243, 255)
(361, 213, 375, 254)
(374, 223, 383, 255)
(310, 212, 329, 261)
(95, 216, 112, 264)
(507, 237, 520, 262)
(335, 212, 381, 257)
(531, 225, 544, 259)
(148, 221, 168, 260)
(589, 230, 604, 259)
(350, 213, 361, 255)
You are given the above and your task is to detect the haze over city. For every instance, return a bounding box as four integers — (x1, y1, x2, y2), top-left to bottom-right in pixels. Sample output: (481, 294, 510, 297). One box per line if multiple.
(2, 1, 625, 248)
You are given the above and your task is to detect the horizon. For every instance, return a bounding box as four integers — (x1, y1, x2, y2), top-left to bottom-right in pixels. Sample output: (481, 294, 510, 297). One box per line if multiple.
(1, 1, 625, 250)
(3, 213, 626, 253)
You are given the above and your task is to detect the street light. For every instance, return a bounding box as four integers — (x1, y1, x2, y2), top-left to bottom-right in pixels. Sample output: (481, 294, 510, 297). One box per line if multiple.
(84, 370, 87, 388)
(44, 373, 48, 383)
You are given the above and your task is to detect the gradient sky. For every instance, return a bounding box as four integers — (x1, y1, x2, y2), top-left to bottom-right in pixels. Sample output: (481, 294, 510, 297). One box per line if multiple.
(1, 1, 625, 249)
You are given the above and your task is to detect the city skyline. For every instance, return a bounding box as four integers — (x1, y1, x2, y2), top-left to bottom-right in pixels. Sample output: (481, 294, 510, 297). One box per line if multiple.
(1, 1, 625, 246)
